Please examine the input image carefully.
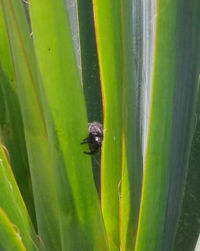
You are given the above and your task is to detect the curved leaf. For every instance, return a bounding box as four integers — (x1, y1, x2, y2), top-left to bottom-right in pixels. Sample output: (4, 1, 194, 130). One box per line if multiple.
(0, 145, 38, 250)
(0, 208, 26, 251)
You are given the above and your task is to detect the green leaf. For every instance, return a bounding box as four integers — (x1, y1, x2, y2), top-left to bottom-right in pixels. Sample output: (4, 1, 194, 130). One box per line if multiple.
(173, 77, 200, 251)
(77, 0, 103, 123)
(77, 0, 103, 192)
(135, 0, 200, 250)
(0, 2, 35, 225)
(93, 1, 123, 249)
(120, 0, 144, 249)
(65, 0, 81, 74)
(0, 145, 38, 250)
(29, 0, 107, 249)
(0, 208, 26, 251)
(0, 0, 61, 249)
(161, 0, 200, 249)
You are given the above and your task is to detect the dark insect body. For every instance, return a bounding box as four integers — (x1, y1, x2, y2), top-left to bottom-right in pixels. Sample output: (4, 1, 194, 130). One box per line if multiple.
(81, 122, 103, 155)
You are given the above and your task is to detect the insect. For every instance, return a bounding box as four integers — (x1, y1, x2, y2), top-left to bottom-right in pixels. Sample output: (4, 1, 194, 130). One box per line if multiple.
(81, 122, 103, 155)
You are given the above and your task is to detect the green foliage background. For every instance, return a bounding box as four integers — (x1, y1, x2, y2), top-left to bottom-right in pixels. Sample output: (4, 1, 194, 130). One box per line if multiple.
(0, 0, 199, 250)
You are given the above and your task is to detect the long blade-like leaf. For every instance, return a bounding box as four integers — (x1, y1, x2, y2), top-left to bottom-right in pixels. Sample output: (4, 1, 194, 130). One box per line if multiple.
(29, 0, 108, 249)
(77, 0, 103, 192)
(0, 1, 61, 249)
(120, 0, 145, 249)
(173, 77, 200, 251)
(93, 1, 123, 249)
(0, 3, 35, 225)
(135, 0, 200, 250)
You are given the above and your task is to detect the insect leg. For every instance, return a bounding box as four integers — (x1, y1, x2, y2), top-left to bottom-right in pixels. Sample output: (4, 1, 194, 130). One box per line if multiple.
(83, 151, 92, 155)
(83, 150, 97, 155)
(81, 137, 91, 144)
